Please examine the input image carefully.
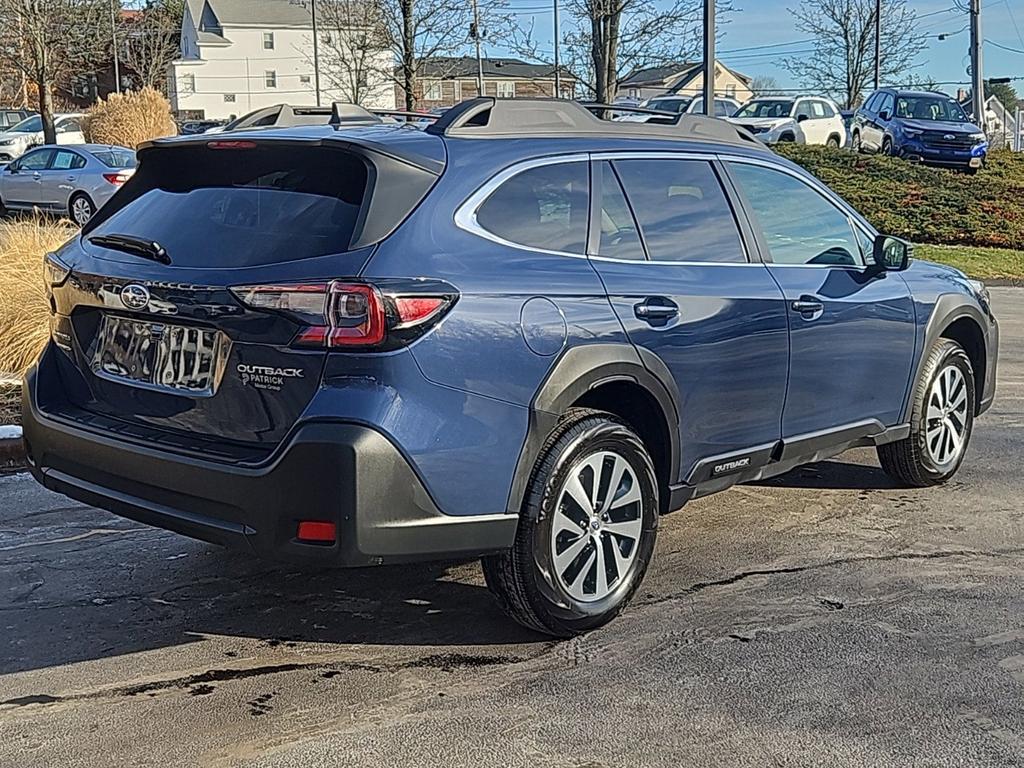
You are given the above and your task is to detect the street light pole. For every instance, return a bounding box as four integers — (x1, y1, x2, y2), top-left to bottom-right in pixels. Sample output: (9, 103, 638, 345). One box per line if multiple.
(702, 0, 714, 116)
(553, 0, 560, 98)
(873, 0, 881, 90)
(311, 0, 321, 106)
(472, 0, 484, 97)
(111, 0, 121, 93)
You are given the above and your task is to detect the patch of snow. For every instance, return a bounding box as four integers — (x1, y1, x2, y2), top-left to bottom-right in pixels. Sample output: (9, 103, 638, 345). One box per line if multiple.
(0, 425, 23, 440)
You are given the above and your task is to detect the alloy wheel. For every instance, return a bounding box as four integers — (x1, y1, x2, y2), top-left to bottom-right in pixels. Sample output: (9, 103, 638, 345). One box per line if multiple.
(72, 197, 93, 226)
(926, 364, 970, 467)
(550, 450, 643, 603)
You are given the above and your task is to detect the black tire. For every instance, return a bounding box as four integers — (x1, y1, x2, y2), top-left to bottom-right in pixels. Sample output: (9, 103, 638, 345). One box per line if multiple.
(482, 408, 659, 637)
(852, 131, 863, 153)
(882, 137, 894, 156)
(778, 133, 796, 142)
(69, 193, 96, 227)
(826, 135, 841, 149)
(878, 339, 975, 487)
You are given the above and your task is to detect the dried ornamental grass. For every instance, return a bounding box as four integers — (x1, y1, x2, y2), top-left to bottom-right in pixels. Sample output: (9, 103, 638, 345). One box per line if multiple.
(0, 217, 77, 376)
(84, 86, 178, 148)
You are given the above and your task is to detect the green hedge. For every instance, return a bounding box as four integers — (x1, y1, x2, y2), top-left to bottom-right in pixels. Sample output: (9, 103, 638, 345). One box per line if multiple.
(774, 145, 1024, 251)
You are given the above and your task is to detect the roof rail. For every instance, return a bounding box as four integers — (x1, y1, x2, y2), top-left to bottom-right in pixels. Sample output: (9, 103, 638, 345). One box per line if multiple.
(425, 97, 766, 149)
(329, 102, 382, 126)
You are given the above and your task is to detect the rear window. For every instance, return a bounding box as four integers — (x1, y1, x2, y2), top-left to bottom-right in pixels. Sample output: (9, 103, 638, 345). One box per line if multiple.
(92, 148, 137, 168)
(476, 162, 589, 254)
(87, 144, 368, 267)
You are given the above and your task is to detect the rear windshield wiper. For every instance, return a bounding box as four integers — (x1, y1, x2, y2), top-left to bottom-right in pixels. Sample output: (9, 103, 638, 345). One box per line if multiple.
(87, 234, 171, 265)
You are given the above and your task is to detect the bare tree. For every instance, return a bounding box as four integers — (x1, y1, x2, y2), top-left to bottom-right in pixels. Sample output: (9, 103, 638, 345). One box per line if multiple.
(316, 0, 390, 105)
(749, 74, 782, 97)
(0, 0, 110, 143)
(783, 0, 925, 108)
(562, 0, 732, 104)
(121, 0, 185, 90)
(378, 0, 470, 111)
(379, 0, 512, 111)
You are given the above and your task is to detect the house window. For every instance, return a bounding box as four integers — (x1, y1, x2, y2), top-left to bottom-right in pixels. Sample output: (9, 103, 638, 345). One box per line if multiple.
(300, 75, 312, 85)
(265, 70, 277, 88)
(725, 83, 736, 97)
(423, 80, 442, 101)
(224, 93, 236, 103)
(496, 81, 515, 98)
(181, 73, 195, 93)
(263, 32, 275, 50)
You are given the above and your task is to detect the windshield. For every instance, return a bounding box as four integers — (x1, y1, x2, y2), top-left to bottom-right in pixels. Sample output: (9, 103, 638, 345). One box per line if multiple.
(895, 95, 968, 122)
(9, 116, 42, 133)
(646, 98, 691, 113)
(735, 100, 794, 119)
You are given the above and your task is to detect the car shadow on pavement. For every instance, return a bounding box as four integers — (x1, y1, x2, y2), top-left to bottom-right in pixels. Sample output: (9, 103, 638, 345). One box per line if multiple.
(2, 539, 547, 675)
(753, 458, 902, 490)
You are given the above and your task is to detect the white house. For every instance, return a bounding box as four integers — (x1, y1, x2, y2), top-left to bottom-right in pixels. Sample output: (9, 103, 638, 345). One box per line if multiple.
(168, 0, 394, 119)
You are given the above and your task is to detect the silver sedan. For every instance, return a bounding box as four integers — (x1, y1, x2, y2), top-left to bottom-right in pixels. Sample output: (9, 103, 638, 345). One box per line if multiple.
(0, 144, 136, 226)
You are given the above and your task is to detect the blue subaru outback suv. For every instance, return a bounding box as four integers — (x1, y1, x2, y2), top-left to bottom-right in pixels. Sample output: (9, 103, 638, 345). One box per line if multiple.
(23, 98, 998, 636)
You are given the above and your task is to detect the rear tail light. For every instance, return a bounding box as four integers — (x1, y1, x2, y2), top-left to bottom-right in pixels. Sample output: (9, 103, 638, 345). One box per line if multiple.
(102, 172, 131, 186)
(231, 280, 456, 350)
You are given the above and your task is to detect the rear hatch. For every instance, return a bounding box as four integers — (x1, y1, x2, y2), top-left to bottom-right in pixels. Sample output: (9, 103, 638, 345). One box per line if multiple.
(45, 130, 443, 460)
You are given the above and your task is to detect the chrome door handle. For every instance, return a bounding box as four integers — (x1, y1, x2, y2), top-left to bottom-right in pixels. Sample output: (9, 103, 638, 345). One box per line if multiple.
(791, 298, 824, 314)
(634, 299, 679, 321)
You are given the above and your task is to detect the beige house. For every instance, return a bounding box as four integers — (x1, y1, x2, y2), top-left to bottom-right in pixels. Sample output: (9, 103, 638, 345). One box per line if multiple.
(619, 60, 753, 104)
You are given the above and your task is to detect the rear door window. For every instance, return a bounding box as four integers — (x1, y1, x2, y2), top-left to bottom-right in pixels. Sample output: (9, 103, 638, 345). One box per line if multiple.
(476, 161, 589, 254)
(87, 144, 370, 267)
(612, 158, 746, 263)
(92, 149, 137, 168)
(596, 162, 645, 261)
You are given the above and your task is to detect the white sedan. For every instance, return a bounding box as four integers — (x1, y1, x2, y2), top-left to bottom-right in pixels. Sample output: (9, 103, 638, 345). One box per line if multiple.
(728, 96, 847, 148)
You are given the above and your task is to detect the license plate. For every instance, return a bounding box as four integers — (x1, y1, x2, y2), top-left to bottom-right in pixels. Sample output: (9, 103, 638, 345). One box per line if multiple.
(92, 315, 226, 395)
(969, 157, 983, 168)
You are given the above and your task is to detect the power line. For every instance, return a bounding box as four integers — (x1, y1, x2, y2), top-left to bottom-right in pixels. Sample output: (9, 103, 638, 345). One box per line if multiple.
(986, 38, 1024, 53)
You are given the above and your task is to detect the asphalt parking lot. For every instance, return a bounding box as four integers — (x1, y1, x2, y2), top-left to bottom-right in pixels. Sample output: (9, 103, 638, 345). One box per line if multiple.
(1, 289, 1022, 768)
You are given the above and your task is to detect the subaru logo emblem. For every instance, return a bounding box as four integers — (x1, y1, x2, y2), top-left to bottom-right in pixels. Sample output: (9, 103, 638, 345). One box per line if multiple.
(120, 284, 150, 311)
(944, 134, 956, 140)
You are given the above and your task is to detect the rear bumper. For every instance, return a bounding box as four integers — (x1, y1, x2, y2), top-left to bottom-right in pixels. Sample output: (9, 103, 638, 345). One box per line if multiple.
(22, 365, 518, 567)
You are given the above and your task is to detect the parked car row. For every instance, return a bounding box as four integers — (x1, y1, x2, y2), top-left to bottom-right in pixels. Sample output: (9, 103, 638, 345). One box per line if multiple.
(615, 88, 987, 172)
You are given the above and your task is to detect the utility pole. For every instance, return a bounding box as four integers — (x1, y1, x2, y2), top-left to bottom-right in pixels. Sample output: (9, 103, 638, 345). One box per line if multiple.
(311, 0, 321, 105)
(472, 0, 484, 97)
(970, 0, 985, 133)
(553, 0, 560, 98)
(111, 0, 121, 93)
(702, 0, 714, 116)
(873, 0, 881, 90)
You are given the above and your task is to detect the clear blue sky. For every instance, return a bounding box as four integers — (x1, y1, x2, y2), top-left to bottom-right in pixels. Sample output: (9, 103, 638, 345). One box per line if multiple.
(490, 0, 1024, 93)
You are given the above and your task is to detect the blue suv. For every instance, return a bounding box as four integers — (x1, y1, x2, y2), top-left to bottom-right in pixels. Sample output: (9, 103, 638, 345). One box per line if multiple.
(852, 88, 988, 172)
(23, 98, 998, 636)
